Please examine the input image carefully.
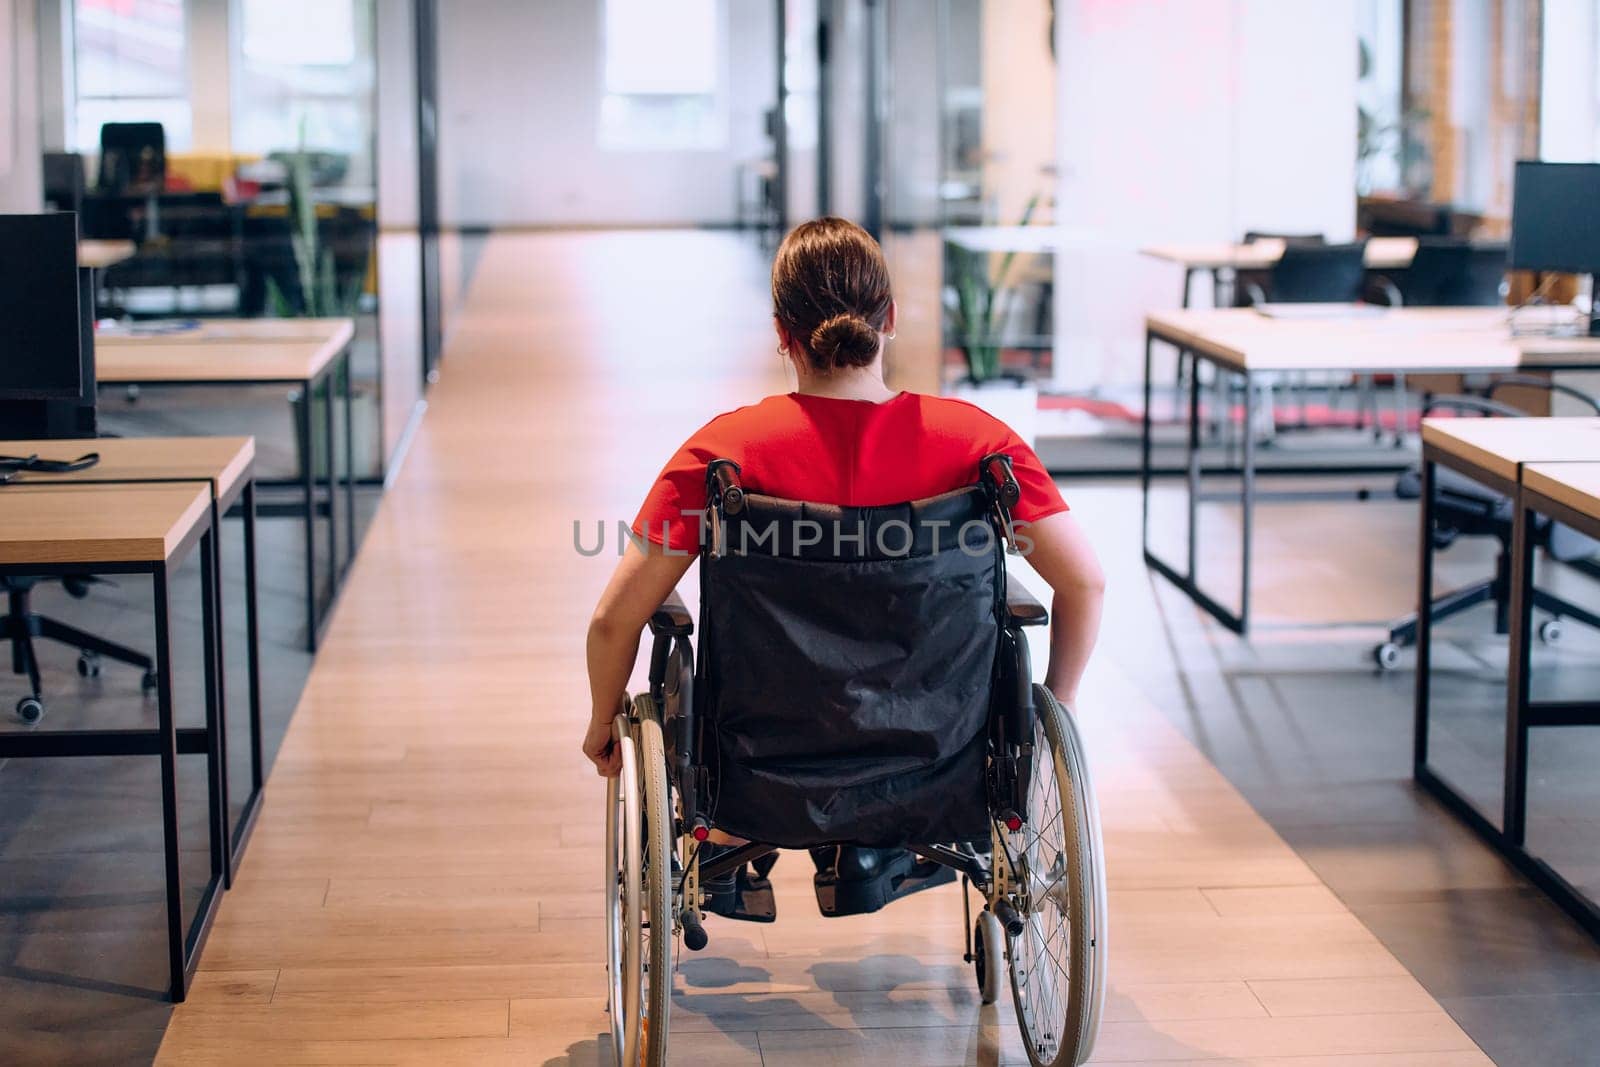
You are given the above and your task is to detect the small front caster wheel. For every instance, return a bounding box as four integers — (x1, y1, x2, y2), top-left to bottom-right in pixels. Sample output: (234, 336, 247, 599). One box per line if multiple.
(973, 909, 1005, 1005)
(16, 696, 44, 724)
(77, 651, 102, 677)
(141, 670, 159, 692)
(1373, 642, 1402, 671)
(1539, 619, 1563, 646)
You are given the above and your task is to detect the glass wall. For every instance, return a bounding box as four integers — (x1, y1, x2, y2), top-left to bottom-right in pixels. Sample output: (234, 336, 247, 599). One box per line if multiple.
(36, 0, 409, 482)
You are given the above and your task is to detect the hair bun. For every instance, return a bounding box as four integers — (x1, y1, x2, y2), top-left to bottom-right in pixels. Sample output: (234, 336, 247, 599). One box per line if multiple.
(809, 313, 880, 369)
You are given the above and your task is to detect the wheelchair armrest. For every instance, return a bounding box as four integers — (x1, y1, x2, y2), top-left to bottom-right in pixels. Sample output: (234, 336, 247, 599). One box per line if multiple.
(1006, 576, 1049, 628)
(648, 589, 694, 638)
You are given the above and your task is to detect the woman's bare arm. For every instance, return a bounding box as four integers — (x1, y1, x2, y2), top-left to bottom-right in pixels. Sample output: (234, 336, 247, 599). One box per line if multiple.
(1019, 511, 1106, 707)
(583, 543, 695, 777)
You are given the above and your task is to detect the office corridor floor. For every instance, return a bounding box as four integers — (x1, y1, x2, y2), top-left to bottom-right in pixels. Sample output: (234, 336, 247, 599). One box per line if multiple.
(152, 232, 1491, 1065)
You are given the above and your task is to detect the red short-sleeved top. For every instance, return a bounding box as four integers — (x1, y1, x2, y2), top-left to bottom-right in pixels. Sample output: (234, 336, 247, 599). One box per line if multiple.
(631, 391, 1067, 552)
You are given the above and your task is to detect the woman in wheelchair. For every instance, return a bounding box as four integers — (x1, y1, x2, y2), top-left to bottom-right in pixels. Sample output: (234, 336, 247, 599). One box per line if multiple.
(582, 218, 1107, 1066)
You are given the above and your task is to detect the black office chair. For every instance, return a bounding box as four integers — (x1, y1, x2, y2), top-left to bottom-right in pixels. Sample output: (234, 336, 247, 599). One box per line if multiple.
(1234, 242, 1372, 437)
(1232, 231, 1327, 308)
(1375, 378, 1600, 669)
(97, 122, 166, 197)
(1391, 238, 1508, 307)
(0, 454, 158, 724)
(1244, 241, 1369, 305)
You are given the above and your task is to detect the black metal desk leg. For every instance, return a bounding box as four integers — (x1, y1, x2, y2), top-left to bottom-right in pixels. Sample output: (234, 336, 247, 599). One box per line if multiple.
(243, 480, 263, 795)
(1413, 459, 1437, 773)
(298, 379, 318, 652)
(199, 528, 228, 884)
(322, 370, 339, 603)
(1186, 348, 1201, 580)
(1504, 498, 1537, 844)
(227, 480, 265, 879)
(151, 563, 186, 1002)
(1141, 330, 1155, 550)
(342, 352, 356, 566)
(1239, 368, 1255, 634)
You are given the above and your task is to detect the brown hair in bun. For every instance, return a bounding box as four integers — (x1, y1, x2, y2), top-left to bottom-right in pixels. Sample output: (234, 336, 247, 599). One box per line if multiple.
(772, 217, 893, 371)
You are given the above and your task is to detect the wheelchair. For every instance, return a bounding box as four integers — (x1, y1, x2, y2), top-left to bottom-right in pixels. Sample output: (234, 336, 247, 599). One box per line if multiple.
(605, 454, 1107, 1067)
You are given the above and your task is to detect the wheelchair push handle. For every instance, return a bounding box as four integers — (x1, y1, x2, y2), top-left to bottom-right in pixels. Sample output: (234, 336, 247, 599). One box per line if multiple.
(981, 453, 1020, 511)
(708, 459, 745, 516)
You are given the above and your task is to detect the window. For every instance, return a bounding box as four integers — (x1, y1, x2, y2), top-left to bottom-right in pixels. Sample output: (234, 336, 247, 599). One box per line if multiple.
(72, 0, 192, 151)
(599, 0, 726, 150)
(1356, 0, 1404, 195)
(230, 0, 374, 190)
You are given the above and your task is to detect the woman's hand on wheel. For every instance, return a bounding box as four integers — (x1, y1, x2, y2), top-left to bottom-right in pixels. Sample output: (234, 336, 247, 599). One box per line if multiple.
(583, 714, 622, 777)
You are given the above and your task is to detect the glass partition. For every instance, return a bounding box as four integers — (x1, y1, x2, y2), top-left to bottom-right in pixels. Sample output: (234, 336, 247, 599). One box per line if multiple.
(38, 0, 400, 483)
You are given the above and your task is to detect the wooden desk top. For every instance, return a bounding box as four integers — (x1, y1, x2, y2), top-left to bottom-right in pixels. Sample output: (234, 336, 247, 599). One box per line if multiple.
(97, 318, 353, 346)
(0, 437, 254, 499)
(1421, 418, 1600, 482)
(94, 318, 353, 385)
(0, 483, 211, 565)
(1523, 462, 1600, 520)
(943, 226, 1098, 256)
(79, 240, 136, 270)
(1141, 237, 1418, 271)
(1145, 307, 1600, 374)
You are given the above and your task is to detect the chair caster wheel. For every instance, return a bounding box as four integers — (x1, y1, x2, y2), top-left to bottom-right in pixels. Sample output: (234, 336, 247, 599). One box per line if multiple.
(1539, 619, 1563, 646)
(1373, 642, 1402, 671)
(77, 651, 102, 678)
(16, 696, 44, 724)
(973, 909, 1004, 1005)
(141, 670, 159, 692)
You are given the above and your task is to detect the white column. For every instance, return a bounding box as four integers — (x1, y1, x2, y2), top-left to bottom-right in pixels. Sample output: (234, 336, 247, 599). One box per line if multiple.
(1541, 0, 1600, 162)
(0, 0, 44, 212)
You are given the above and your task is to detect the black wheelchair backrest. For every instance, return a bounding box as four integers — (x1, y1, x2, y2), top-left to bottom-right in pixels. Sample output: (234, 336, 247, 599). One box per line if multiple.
(696, 483, 1006, 849)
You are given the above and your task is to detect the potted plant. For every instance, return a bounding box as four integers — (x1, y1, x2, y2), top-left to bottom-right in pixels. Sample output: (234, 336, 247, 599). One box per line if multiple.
(944, 196, 1041, 444)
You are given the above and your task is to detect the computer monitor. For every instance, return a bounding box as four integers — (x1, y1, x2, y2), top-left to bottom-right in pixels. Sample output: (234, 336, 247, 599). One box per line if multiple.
(0, 213, 83, 400)
(1508, 161, 1600, 275)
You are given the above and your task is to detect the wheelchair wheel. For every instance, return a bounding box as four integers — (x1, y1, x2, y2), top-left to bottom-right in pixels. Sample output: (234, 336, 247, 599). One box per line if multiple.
(632, 697, 673, 1066)
(605, 700, 674, 1067)
(1002, 685, 1107, 1067)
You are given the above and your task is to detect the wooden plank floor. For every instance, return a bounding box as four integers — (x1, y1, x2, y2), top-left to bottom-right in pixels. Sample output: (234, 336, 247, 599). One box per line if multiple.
(154, 232, 1491, 1066)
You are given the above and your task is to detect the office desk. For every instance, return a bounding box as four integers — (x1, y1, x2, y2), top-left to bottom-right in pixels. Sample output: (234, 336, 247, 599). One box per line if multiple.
(4, 437, 264, 875)
(78, 239, 136, 270)
(1141, 308, 1600, 633)
(1141, 237, 1419, 308)
(943, 225, 1097, 256)
(97, 319, 356, 650)
(0, 482, 224, 1001)
(1411, 434, 1600, 940)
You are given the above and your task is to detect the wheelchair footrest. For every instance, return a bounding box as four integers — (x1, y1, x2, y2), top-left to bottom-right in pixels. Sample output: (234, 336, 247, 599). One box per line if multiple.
(704, 860, 777, 924)
(814, 850, 956, 918)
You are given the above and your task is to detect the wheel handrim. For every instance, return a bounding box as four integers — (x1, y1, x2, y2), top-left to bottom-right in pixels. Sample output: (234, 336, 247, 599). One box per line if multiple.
(1009, 710, 1072, 1063)
(605, 725, 643, 1066)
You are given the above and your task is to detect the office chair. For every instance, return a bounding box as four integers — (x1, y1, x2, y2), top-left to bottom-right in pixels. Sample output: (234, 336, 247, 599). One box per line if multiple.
(1236, 241, 1371, 438)
(1, 454, 157, 726)
(1243, 241, 1369, 305)
(1375, 377, 1600, 669)
(5, 576, 159, 722)
(1392, 238, 1508, 307)
(97, 123, 167, 197)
